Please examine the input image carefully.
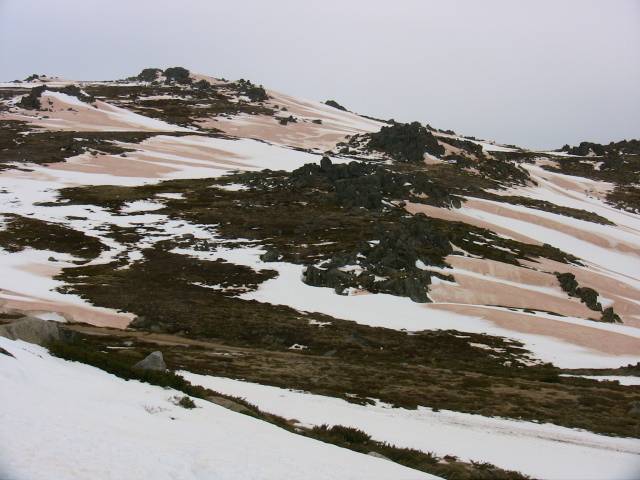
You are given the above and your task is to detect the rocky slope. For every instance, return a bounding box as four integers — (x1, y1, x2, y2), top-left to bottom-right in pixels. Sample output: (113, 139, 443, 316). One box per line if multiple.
(1, 68, 639, 479)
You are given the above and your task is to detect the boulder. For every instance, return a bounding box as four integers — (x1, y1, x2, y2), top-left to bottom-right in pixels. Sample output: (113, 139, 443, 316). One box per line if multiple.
(320, 156, 332, 171)
(206, 395, 252, 414)
(0, 317, 72, 345)
(0, 347, 14, 357)
(133, 351, 166, 371)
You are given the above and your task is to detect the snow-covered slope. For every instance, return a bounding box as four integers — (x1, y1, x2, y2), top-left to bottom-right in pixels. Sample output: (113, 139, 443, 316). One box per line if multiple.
(181, 371, 640, 480)
(1, 112, 638, 367)
(0, 337, 437, 480)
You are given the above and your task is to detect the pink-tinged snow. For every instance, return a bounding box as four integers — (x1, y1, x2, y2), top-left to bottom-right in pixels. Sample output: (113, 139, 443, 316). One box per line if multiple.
(425, 256, 595, 319)
(180, 372, 640, 480)
(0, 134, 348, 323)
(433, 132, 518, 153)
(1, 87, 639, 369)
(502, 163, 640, 323)
(209, 89, 383, 150)
(455, 197, 640, 282)
(174, 244, 640, 368)
(0, 246, 133, 328)
(6, 91, 193, 132)
(0, 337, 436, 480)
(405, 160, 640, 328)
(45, 134, 345, 181)
(0, 173, 209, 325)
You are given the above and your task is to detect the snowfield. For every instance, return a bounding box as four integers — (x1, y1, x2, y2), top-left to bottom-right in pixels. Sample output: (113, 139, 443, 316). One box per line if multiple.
(180, 372, 640, 480)
(0, 337, 438, 480)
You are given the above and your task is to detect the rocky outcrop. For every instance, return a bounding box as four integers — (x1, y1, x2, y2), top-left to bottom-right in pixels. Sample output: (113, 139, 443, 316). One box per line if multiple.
(132, 351, 167, 371)
(137, 68, 163, 82)
(324, 99, 347, 111)
(368, 121, 445, 161)
(0, 316, 73, 345)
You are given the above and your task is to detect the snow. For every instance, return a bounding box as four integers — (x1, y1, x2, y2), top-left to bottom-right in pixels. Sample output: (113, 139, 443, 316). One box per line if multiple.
(42, 90, 88, 108)
(2, 79, 640, 478)
(0, 337, 437, 480)
(97, 100, 194, 132)
(180, 371, 640, 480)
(120, 200, 165, 213)
(216, 183, 249, 192)
(0, 130, 350, 325)
(0, 248, 95, 308)
(560, 375, 640, 386)
(175, 244, 640, 368)
(536, 151, 579, 157)
(458, 197, 640, 282)
(155, 192, 185, 200)
(1, 123, 638, 368)
(465, 139, 518, 152)
(21, 91, 193, 133)
(31, 311, 67, 322)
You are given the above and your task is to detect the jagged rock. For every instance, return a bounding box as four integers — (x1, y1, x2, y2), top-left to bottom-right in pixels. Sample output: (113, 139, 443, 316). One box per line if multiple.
(194, 79, 211, 90)
(137, 68, 163, 82)
(368, 121, 445, 161)
(324, 99, 347, 111)
(19, 85, 46, 109)
(133, 351, 166, 371)
(377, 274, 429, 303)
(236, 79, 268, 102)
(164, 67, 191, 84)
(320, 155, 332, 171)
(304, 266, 352, 294)
(601, 307, 621, 323)
(0, 346, 14, 357)
(260, 248, 281, 262)
(0, 317, 73, 345)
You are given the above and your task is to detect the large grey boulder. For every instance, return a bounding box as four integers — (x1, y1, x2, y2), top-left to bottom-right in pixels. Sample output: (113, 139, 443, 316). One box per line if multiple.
(133, 351, 166, 371)
(0, 317, 72, 345)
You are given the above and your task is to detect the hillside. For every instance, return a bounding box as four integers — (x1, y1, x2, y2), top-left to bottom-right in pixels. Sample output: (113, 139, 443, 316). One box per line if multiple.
(0, 68, 639, 479)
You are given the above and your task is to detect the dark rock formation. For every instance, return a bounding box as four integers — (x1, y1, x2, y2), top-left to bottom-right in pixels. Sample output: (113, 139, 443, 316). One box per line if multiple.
(324, 99, 347, 111)
(137, 68, 163, 82)
(368, 121, 445, 162)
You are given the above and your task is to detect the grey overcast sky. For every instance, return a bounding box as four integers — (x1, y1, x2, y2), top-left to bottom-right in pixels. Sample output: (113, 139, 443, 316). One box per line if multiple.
(0, 0, 638, 149)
